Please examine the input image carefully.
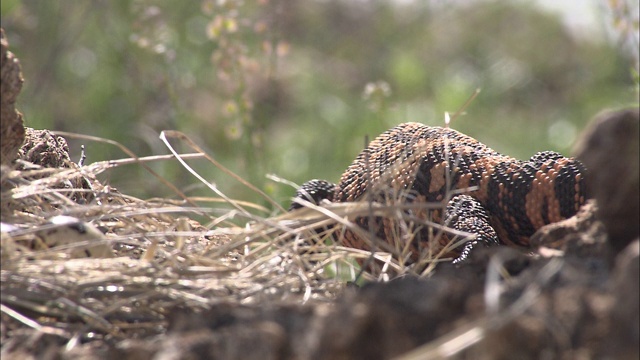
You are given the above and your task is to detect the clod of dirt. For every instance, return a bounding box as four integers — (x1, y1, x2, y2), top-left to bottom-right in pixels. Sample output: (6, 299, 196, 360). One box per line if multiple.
(18, 128, 74, 169)
(0, 28, 26, 166)
(574, 108, 640, 255)
(601, 239, 639, 359)
(9, 128, 97, 206)
(530, 200, 609, 259)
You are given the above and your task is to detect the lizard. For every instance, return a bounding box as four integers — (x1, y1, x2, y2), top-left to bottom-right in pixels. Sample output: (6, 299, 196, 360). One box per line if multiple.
(290, 122, 588, 263)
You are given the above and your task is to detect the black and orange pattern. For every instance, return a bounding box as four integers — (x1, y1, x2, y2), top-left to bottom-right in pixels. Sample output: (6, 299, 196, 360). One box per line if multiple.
(293, 122, 588, 262)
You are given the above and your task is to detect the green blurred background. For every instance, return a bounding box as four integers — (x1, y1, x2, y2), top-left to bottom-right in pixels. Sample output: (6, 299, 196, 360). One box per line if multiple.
(1, 0, 638, 212)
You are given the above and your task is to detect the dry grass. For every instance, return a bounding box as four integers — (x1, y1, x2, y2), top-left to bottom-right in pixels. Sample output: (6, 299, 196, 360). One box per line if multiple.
(0, 129, 473, 350)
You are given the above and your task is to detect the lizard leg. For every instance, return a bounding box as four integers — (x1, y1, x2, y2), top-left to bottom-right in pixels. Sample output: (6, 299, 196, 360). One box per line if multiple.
(289, 179, 336, 211)
(289, 179, 338, 257)
(444, 194, 500, 263)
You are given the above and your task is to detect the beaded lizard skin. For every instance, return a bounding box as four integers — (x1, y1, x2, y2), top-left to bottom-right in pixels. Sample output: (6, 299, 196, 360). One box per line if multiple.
(291, 122, 588, 263)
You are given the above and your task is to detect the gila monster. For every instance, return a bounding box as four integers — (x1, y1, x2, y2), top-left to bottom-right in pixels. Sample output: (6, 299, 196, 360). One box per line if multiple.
(290, 122, 588, 263)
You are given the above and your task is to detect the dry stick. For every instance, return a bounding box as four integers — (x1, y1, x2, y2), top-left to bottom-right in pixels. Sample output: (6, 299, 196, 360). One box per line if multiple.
(440, 112, 457, 262)
(205, 209, 310, 259)
(289, 200, 474, 241)
(356, 135, 379, 282)
(184, 196, 269, 213)
(79, 145, 87, 166)
(384, 89, 483, 270)
(360, 141, 430, 276)
(160, 130, 286, 213)
(290, 198, 402, 256)
(0, 304, 70, 338)
(285, 90, 484, 278)
(448, 88, 481, 124)
(430, 88, 482, 262)
(102, 153, 205, 167)
(265, 173, 298, 191)
(53, 131, 205, 213)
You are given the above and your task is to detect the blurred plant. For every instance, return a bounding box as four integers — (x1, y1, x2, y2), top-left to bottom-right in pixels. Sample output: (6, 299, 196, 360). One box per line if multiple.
(202, 0, 289, 188)
(605, 0, 639, 99)
(605, 0, 639, 70)
(362, 80, 392, 113)
(130, 4, 177, 61)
